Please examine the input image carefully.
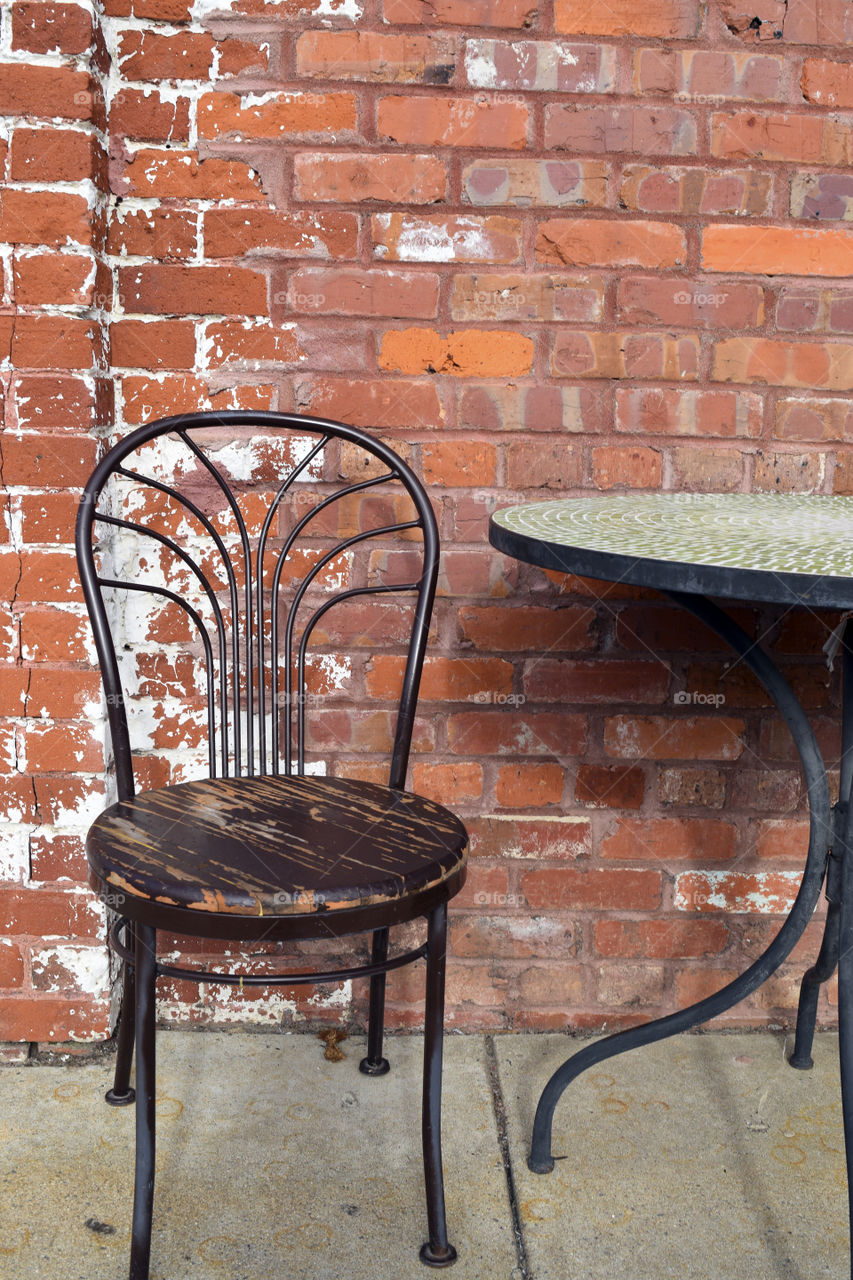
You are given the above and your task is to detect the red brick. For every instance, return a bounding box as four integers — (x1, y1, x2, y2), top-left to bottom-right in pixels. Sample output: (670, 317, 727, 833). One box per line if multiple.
(0, 887, 101, 938)
(774, 396, 853, 441)
(802, 57, 853, 108)
(373, 213, 522, 263)
(21, 722, 102, 773)
(753, 450, 824, 490)
(635, 48, 785, 100)
(555, 0, 699, 35)
(522, 867, 662, 911)
(506, 439, 581, 488)
(703, 224, 853, 277)
(524, 660, 669, 704)
(421, 439, 498, 485)
(13, 253, 96, 307)
(121, 377, 274, 424)
(295, 377, 442, 430)
(595, 918, 728, 958)
(0, 63, 92, 119)
(552, 333, 698, 381)
(107, 207, 196, 259)
(615, 388, 764, 438)
(712, 337, 853, 390)
(575, 764, 645, 809)
(380, 327, 532, 377)
(117, 149, 263, 201)
(383, 0, 537, 25)
(617, 277, 764, 329)
(495, 762, 564, 807)
(452, 915, 576, 960)
(711, 112, 850, 164)
(119, 265, 267, 317)
(111, 320, 197, 370)
(517, 963, 585, 1008)
(462, 159, 608, 209)
(12, 316, 100, 371)
(371, 654, 513, 705)
(658, 767, 726, 807)
(605, 714, 746, 760)
(458, 603, 594, 651)
(0, 190, 89, 247)
(538, 218, 686, 269)
(754, 819, 811, 860)
(447, 710, 586, 757)
(592, 445, 663, 488)
(673, 870, 802, 913)
(465, 39, 616, 92)
(109, 88, 190, 142)
(117, 30, 215, 79)
(620, 164, 772, 217)
(0, 996, 108, 1042)
(19, 491, 81, 544)
(378, 95, 528, 148)
(216, 37, 271, 78)
(669, 447, 746, 491)
(294, 152, 447, 204)
(601, 817, 737, 862)
(11, 377, 99, 431)
(458, 383, 608, 433)
(296, 30, 457, 81)
(286, 269, 439, 318)
(103, 0, 191, 17)
(205, 209, 358, 259)
(793, 168, 853, 224)
(12, 2, 92, 53)
(19, 607, 93, 662)
(411, 761, 483, 803)
(469, 814, 589, 860)
(0, 941, 25, 986)
(10, 127, 100, 183)
(203, 321, 301, 367)
(546, 105, 697, 156)
(777, 286, 853, 333)
(197, 91, 358, 141)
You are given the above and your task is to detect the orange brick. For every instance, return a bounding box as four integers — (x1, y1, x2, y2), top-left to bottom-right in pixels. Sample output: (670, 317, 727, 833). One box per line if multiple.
(703, 224, 853, 277)
(495, 763, 564, 808)
(712, 337, 853, 390)
(197, 91, 358, 141)
(592, 445, 662, 488)
(522, 867, 662, 911)
(600, 817, 737, 862)
(537, 218, 686, 269)
(555, 0, 699, 36)
(294, 152, 447, 204)
(383, 0, 536, 25)
(802, 57, 853, 107)
(604, 714, 746, 760)
(117, 149, 263, 201)
(119, 265, 268, 316)
(117, 30, 214, 79)
(378, 95, 528, 148)
(711, 111, 849, 164)
(379, 327, 533, 377)
(552, 332, 699, 381)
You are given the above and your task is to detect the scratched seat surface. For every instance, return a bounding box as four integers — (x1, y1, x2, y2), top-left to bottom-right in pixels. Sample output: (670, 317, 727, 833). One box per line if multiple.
(87, 775, 469, 916)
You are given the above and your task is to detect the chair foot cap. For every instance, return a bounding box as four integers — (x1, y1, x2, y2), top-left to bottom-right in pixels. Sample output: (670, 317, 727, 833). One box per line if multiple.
(105, 1087, 135, 1106)
(528, 1154, 555, 1174)
(358, 1056, 390, 1077)
(419, 1243, 457, 1268)
(788, 1053, 814, 1071)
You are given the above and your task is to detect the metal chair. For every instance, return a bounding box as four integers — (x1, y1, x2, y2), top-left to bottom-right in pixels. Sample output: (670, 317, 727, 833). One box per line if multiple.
(75, 410, 468, 1279)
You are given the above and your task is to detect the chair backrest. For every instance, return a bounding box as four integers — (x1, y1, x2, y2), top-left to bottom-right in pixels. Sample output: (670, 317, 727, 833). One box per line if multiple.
(76, 411, 439, 801)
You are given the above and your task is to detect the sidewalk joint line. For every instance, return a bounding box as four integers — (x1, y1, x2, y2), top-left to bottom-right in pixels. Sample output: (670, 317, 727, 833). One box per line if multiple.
(485, 1034, 532, 1280)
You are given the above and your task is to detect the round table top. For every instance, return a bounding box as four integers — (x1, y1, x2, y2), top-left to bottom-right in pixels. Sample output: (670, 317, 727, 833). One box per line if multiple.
(489, 492, 853, 608)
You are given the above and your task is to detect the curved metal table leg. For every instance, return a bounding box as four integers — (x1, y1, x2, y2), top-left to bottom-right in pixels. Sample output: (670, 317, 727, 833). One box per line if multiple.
(529, 592, 832, 1174)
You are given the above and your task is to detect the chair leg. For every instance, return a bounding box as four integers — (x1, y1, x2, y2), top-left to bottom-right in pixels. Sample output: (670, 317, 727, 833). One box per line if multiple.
(107, 921, 137, 1106)
(789, 898, 840, 1069)
(360, 927, 391, 1077)
(129, 923, 157, 1280)
(419, 903, 456, 1268)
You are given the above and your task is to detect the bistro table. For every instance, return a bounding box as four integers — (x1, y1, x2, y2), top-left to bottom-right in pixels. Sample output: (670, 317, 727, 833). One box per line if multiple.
(489, 491, 853, 1275)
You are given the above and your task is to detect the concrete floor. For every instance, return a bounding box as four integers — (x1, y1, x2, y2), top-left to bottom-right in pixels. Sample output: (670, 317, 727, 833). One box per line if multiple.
(0, 1029, 847, 1280)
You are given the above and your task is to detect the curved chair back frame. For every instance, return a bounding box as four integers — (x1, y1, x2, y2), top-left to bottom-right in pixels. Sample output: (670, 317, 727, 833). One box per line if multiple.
(76, 410, 439, 799)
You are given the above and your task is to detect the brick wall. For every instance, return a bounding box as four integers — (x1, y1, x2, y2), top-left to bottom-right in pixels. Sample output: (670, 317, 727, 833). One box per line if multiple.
(1, 0, 850, 1042)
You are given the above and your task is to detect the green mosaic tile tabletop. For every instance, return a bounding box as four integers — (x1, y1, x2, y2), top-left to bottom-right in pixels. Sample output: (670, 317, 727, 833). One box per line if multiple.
(490, 493, 853, 608)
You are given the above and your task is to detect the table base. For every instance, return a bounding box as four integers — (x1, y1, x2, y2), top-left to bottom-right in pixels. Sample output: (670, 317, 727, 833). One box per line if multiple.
(528, 594, 851, 1275)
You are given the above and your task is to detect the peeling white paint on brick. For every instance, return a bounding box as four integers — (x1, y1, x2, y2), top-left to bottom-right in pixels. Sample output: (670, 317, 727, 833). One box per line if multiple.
(0, 828, 29, 882)
(32, 943, 110, 995)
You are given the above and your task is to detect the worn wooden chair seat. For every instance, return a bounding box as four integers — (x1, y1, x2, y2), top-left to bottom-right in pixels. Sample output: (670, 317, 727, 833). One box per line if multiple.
(88, 774, 466, 922)
(76, 410, 468, 1279)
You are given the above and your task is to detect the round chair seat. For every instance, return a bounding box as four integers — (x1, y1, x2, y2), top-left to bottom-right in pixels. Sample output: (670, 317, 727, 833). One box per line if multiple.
(87, 774, 468, 920)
